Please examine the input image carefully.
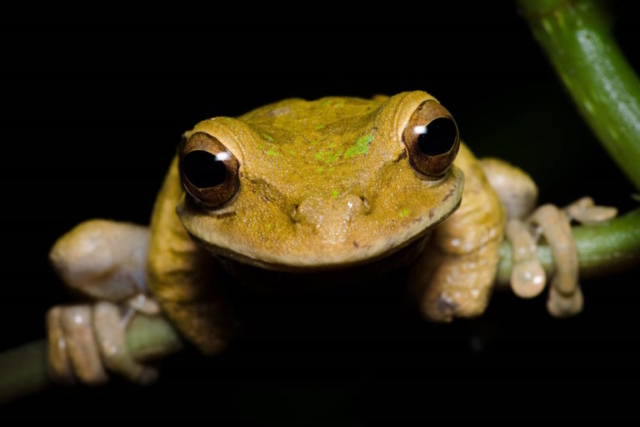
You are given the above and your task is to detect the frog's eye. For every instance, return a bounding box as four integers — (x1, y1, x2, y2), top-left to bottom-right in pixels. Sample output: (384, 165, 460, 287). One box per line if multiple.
(179, 132, 240, 209)
(403, 100, 460, 179)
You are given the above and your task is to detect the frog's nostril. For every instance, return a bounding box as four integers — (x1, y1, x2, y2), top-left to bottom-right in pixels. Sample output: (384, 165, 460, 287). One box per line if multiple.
(359, 195, 371, 213)
(290, 204, 301, 223)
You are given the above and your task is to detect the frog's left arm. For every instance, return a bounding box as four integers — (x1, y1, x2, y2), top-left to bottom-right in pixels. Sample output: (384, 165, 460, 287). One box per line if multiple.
(409, 143, 505, 321)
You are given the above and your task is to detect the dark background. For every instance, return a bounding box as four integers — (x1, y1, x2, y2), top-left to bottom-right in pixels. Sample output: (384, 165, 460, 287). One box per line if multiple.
(2, 1, 640, 422)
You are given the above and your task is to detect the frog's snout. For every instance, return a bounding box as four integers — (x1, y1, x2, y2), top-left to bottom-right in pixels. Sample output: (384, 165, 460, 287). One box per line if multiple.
(295, 193, 367, 245)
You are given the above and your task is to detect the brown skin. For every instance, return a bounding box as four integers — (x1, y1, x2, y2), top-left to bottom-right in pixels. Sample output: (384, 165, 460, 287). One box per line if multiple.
(146, 91, 503, 353)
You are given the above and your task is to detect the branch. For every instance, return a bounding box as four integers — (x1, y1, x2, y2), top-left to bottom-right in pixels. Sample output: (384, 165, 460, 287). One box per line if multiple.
(516, 0, 640, 190)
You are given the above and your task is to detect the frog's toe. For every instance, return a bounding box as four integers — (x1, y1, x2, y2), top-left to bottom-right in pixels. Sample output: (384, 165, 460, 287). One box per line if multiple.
(563, 196, 617, 225)
(547, 286, 584, 318)
(46, 306, 75, 384)
(46, 305, 108, 385)
(511, 260, 546, 298)
(424, 290, 486, 322)
(529, 204, 583, 318)
(505, 219, 546, 298)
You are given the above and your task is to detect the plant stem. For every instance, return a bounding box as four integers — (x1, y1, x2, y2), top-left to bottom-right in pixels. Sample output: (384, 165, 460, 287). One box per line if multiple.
(0, 314, 182, 405)
(516, 0, 640, 190)
(0, 340, 48, 405)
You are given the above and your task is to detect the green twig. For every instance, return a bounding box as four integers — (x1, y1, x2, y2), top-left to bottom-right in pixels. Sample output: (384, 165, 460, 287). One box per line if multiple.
(0, 314, 183, 405)
(516, 0, 640, 190)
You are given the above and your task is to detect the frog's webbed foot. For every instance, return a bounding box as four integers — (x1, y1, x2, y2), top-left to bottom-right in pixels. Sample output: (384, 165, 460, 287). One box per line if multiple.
(46, 303, 158, 385)
(47, 219, 161, 384)
(479, 158, 617, 317)
(525, 199, 616, 317)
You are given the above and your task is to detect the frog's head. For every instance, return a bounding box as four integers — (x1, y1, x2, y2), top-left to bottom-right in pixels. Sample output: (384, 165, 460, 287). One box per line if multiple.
(176, 91, 464, 273)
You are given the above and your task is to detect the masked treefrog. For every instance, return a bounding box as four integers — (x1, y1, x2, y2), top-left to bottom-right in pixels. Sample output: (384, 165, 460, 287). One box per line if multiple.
(45, 91, 614, 385)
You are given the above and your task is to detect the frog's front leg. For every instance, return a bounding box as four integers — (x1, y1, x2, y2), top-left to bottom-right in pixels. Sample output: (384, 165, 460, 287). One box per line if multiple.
(409, 144, 505, 321)
(47, 220, 159, 384)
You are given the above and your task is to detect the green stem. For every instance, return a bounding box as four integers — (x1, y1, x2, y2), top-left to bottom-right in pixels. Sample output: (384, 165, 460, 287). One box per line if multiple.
(0, 314, 183, 405)
(0, 340, 48, 405)
(517, 0, 640, 190)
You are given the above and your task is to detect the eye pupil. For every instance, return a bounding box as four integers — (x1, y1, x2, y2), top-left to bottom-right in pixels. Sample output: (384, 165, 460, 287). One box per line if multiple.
(183, 150, 227, 188)
(416, 118, 457, 156)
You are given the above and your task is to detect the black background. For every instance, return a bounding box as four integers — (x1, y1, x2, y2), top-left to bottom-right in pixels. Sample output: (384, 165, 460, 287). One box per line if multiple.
(2, 1, 640, 422)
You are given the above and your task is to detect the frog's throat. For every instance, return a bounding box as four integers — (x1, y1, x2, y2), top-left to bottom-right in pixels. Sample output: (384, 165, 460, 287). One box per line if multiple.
(178, 167, 464, 273)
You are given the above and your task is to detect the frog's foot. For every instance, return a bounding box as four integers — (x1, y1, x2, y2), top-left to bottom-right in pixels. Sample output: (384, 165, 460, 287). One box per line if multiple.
(505, 197, 613, 316)
(46, 303, 158, 385)
(562, 196, 617, 225)
(529, 204, 583, 317)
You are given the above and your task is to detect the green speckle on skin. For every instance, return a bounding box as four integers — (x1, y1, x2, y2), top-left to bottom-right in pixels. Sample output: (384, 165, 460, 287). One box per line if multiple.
(315, 148, 343, 164)
(315, 124, 326, 130)
(332, 190, 339, 198)
(224, 117, 233, 122)
(289, 149, 297, 156)
(267, 149, 278, 156)
(399, 208, 410, 218)
(262, 133, 274, 142)
(317, 166, 324, 173)
(321, 99, 331, 107)
(345, 134, 374, 158)
(335, 100, 345, 107)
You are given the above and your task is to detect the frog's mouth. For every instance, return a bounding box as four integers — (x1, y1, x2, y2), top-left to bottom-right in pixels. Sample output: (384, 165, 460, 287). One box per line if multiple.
(177, 166, 464, 273)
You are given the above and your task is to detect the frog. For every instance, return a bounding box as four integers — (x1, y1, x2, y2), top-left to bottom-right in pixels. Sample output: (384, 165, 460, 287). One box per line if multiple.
(45, 91, 616, 385)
